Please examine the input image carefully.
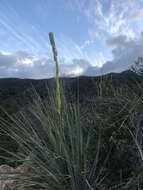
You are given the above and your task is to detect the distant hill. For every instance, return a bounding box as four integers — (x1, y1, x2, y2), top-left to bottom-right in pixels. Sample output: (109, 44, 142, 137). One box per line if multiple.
(0, 70, 143, 116)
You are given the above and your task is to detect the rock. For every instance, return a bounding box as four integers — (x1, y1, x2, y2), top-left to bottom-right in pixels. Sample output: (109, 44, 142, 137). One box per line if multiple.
(0, 165, 15, 190)
(0, 164, 32, 190)
(16, 163, 32, 174)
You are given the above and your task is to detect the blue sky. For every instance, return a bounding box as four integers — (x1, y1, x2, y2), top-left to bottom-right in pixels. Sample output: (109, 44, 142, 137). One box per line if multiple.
(0, 0, 143, 78)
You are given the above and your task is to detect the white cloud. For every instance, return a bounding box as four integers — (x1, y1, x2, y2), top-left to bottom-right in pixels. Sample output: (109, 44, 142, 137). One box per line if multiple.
(60, 58, 90, 76)
(0, 51, 53, 78)
(82, 0, 143, 39)
(84, 31, 143, 75)
(129, 8, 143, 21)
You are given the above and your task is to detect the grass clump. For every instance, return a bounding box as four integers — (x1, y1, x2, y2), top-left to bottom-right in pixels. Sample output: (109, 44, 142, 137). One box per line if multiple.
(0, 33, 106, 190)
(0, 85, 107, 189)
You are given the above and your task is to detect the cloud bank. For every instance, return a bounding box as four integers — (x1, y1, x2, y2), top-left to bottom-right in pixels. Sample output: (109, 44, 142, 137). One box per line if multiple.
(0, 51, 91, 78)
(1, 30, 143, 78)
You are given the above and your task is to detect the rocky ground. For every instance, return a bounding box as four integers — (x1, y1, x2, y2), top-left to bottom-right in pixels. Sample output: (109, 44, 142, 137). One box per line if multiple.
(0, 164, 31, 190)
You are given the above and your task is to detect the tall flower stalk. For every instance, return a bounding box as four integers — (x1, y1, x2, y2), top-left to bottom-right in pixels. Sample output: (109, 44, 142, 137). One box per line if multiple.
(49, 32, 61, 115)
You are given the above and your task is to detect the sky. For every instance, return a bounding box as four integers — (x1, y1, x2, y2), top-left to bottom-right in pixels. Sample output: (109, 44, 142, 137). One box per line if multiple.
(0, 0, 143, 78)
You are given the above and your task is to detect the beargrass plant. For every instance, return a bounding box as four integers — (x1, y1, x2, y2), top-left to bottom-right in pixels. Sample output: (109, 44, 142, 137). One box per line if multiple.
(0, 33, 143, 189)
(0, 33, 107, 190)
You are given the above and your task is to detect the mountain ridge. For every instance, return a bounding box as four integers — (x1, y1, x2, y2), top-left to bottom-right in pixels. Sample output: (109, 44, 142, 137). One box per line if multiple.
(0, 70, 143, 115)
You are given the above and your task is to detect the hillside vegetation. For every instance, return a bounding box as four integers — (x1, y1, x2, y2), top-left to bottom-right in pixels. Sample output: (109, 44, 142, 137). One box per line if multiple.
(0, 70, 143, 115)
(0, 70, 143, 189)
